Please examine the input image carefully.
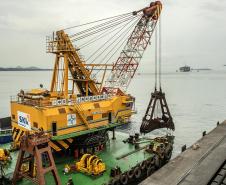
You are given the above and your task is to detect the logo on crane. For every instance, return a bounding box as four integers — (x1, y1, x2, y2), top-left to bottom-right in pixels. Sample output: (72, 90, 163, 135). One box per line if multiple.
(17, 111, 31, 130)
(67, 114, 76, 126)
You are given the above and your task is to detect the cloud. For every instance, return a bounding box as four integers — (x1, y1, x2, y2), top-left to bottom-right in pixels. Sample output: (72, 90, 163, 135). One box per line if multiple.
(201, 1, 226, 12)
(0, 0, 225, 71)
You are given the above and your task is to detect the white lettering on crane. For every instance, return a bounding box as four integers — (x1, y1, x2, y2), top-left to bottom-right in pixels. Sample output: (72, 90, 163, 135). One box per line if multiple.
(51, 94, 110, 106)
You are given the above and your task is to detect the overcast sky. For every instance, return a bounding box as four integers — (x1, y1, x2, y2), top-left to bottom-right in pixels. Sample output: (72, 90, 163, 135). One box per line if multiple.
(0, 0, 226, 72)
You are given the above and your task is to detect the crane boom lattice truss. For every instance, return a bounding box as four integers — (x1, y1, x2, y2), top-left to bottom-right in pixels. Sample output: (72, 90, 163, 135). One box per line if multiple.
(103, 2, 162, 95)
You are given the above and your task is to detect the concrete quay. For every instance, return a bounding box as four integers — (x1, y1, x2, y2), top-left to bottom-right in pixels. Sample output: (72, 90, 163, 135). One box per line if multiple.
(140, 121, 226, 185)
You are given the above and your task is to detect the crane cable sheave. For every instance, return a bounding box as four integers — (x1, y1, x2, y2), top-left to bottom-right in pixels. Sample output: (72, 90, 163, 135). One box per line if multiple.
(103, 1, 162, 95)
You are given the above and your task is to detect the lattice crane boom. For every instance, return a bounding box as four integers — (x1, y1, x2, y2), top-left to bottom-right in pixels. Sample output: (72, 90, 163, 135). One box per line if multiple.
(103, 1, 162, 95)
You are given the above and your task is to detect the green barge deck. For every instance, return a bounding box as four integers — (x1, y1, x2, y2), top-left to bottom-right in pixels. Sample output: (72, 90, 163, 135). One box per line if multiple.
(1, 131, 173, 185)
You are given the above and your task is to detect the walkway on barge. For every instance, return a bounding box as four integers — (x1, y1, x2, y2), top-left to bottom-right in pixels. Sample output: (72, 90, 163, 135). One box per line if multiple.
(140, 120, 226, 185)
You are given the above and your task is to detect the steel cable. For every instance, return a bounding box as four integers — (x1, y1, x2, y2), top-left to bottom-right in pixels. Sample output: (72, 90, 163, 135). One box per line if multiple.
(159, 16, 162, 89)
(63, 12, 132, 31)
(71, 16, 137, 42)
(92, 17, 141, 76)
(86, 17, 138, 62)
(79, 18, 134, 49)
(155, 22, 158, 90)
(97, 17, 141, 65)
(70, 14, 135, 39)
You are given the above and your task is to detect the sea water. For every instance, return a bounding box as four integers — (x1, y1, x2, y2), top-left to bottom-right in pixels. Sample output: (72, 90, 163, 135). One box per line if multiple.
(0, 70, 225, 157)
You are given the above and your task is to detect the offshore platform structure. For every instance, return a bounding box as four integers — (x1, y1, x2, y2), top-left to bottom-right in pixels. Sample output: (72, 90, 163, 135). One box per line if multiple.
(11, 2, 163, 154)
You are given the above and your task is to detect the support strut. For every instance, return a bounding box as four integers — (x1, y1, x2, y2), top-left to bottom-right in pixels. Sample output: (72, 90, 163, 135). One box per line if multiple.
(12, 132, 61, 185)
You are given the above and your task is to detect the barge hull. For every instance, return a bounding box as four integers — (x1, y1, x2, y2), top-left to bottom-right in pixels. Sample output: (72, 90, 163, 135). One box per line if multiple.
(3, 131, 173, 185)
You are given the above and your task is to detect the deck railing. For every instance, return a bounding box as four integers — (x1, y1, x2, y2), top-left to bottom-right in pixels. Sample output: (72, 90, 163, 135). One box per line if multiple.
(11, 96, 52, 107)
(0, 129, 12, 135)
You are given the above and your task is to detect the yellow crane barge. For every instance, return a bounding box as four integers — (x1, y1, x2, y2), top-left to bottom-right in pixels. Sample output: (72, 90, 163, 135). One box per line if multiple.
(0, 1, 177, 185)
(10, 1, 162, 154)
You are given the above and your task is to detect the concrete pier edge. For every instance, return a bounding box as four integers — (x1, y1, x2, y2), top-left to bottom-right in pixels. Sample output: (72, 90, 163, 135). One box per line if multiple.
(140, 120, 226, 185)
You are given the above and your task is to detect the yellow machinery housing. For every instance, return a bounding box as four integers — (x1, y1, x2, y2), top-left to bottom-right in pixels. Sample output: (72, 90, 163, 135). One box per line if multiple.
(10, 30, 135, 151)
(75, 154, 106, 175)
(11, 93, 134, 151)
(0, 149, 11, 164)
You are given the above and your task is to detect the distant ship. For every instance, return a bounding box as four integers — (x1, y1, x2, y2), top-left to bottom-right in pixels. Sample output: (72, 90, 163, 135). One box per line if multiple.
(179, 65, 191, 72)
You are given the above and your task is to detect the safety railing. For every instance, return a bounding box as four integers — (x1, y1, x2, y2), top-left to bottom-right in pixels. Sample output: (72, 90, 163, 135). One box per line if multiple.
(46, 36, 75, 53)
(0, 129, 12, 135)
(10, 95, 53, 107)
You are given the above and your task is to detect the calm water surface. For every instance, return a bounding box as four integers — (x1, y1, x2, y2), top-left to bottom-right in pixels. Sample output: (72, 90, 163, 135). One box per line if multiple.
(0, 70, 226, 158)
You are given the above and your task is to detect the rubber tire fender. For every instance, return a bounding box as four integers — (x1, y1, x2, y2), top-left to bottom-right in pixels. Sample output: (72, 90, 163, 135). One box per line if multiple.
(127, 169, 134, 179)
(120, 174, 128, 185)
(165, 147, 173, 162)
(146, 166, 155, 177)
(151, 156, 155, 165)
(109, 178, 120, 185)
(140, 160, 147, 170)
(146, 159, 152, 169)
(154, 155, 160, 169)
(134, 166, 142, 179)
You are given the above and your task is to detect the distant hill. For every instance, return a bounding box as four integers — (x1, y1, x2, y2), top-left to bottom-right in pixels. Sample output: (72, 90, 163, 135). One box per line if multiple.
(0, 66, 52, 71)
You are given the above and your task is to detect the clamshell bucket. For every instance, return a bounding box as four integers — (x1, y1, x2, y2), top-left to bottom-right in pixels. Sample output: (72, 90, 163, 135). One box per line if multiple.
(140, 90, 175, 134)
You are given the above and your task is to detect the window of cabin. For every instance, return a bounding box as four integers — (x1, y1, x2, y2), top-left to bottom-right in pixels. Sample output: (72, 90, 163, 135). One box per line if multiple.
(102, 113, 108, 118)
